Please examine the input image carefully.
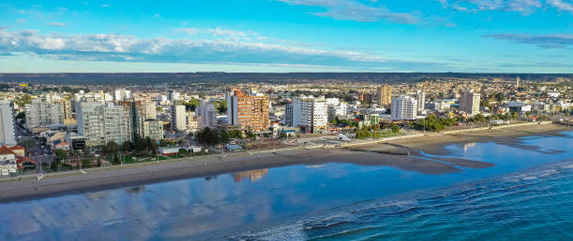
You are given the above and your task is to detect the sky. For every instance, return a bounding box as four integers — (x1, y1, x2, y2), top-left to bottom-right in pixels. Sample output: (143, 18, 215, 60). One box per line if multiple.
(0, 0, 572, 73)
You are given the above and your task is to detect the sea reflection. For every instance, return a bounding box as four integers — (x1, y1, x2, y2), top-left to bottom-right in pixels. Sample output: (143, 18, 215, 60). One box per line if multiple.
(232, 169, 269, 183)
(462, 142, 476, 152)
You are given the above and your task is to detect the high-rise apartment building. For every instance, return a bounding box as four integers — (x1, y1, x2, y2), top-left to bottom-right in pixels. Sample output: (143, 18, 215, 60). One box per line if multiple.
(378, 85, 392, 106)
(171, 104, 187, 131)
(197, 100, 218, 129)
(167, 90, 181, 102)
(285, 96, 328, 133)
(76, 99, 105, 147)
(119, 100, 162, 140)
(227, 89, 270, 132)
(0, 101, 16, 146)
(415, 90, 426, 111)
(76, 99, 131, 147)
(459, 90, 481, 116)
(391, 95, 418, 120)
(103, 104, 132, 145)
(142, 120, 164, 141)
(25, 98, 63, 129)
(54, 98, 73, 121)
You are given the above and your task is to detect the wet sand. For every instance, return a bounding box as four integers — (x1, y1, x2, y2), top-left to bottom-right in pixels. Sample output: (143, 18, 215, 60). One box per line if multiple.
(389, 123, 571, 155)
(0, 124, 569, 203)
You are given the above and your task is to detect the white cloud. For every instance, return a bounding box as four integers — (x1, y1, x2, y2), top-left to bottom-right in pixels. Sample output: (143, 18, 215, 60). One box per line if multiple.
(548, 0, 573, 12)
(47, 22, 66, 27)
(436, 0, 573, 14)
(208, 27, 249, 37)
(483, 33, 573, 48)
(177, 28, 197, 35)
(274, 0, 420, 24)
(0, 29, 401, 68)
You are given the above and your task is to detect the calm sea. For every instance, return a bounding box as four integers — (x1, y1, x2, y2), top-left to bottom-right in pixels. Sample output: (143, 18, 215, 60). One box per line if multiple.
(1, 131, 572, 241)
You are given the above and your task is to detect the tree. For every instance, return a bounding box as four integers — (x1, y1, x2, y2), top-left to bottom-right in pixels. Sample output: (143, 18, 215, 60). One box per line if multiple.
(195, 127, 220, 147)
(184, 99, 200, 112)
(54, 149, 68, 161)
(216, 100, 227, 114)
(390, 123, 400, 133)
(219, 130, 230, 144)
(121, 141, 133, 153)
(51, 159, 61, 171)
(102, 141, 120, 163)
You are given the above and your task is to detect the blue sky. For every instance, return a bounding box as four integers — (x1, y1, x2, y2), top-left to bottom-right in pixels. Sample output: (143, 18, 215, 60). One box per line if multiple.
(0, 0, 572, 73)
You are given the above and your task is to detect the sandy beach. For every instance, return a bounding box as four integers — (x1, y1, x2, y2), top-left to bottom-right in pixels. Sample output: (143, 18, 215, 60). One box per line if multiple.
(0, 123, 570, 203)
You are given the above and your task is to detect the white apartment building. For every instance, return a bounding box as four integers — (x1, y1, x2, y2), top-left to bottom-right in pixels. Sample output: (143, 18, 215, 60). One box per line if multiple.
(0, 101, 16, 146)
(25, 98, 63, 129)
(143, 120, 164, 141)
(76, 99, 132, 147)
(103, 104, 132, 145)
(327, 100, 347, 122)
(286, 96, 328, 133)
(433, 100, 451, 111)
(76, 99, 106, 147)
(459, 90, 481, 116)
(114, 89, 132, 102)
(167, 90, 181, 102)
(171, 104, 187, 131)
(391, 95, 418, 120)
(198, 100, 218, 129)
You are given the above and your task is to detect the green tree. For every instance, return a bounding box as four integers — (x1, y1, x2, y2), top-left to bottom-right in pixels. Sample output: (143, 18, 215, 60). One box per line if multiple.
(51, 159, 61, 171)
(195, 127, 220, 147)
(102, 141, 120, 163)
(390, 123, 400, 133)
(216, 100, 227, 114)
(184, 99, 201, 112)
(54, 149, 68, 161)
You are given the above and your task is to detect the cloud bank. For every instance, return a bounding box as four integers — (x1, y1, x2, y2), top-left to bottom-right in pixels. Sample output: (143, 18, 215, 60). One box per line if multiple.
(483, 33, 573, 48)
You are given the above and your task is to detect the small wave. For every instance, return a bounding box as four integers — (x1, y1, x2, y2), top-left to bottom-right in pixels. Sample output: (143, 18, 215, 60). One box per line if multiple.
(236, 159, 573, 240)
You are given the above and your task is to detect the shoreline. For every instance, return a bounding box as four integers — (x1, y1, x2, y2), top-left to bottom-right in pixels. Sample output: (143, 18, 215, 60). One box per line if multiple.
(0, 123, 570, 203)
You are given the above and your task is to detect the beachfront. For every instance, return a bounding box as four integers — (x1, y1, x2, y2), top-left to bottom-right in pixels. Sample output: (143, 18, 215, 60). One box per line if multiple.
(0, 123, 569, 203)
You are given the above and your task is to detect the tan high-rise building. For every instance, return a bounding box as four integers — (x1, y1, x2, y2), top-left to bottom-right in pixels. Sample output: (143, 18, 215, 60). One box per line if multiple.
(459, 89, 481, 116)
(227, 89, 270, 132)
(378, 85, 392, 106)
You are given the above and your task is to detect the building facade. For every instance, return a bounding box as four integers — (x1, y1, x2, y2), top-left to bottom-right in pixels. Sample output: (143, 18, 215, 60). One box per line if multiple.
(415, 90, 426, 111)
(0, 101, 16, 146)
(198, 100, 218, 129)
(170, 104, 187, 131)
(76, 99, 132, 147)
(459, 90, 481, 116)
(391, 95, 418, 120)
(378, 85, 393, 106)
(25, 98, 63, 129)
(227, 89, 270, 132)
(285, 96, 328, 133)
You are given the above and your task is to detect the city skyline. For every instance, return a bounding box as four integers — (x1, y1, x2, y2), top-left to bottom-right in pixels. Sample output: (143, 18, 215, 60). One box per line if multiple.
(1, 0, 572, 73)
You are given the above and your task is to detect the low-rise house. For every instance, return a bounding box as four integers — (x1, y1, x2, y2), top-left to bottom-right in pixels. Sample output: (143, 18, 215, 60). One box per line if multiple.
(0, 146, 18, 176)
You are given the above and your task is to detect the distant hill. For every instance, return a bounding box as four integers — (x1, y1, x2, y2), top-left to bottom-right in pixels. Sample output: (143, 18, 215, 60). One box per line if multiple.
(0, 73, 571, 86)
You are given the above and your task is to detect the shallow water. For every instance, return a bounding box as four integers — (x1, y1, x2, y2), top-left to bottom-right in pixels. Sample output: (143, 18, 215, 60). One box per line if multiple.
(1, 131, 572, 241)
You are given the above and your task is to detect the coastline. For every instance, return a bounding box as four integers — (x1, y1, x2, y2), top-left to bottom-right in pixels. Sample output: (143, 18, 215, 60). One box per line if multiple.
(0, 123, 570, 203)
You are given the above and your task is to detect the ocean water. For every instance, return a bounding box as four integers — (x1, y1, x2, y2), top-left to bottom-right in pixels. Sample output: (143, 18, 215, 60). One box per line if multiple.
(0, 131, 572, 241)
(235, 160, 573, 241)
